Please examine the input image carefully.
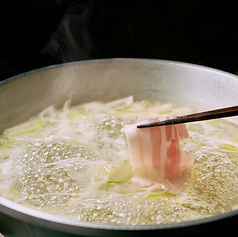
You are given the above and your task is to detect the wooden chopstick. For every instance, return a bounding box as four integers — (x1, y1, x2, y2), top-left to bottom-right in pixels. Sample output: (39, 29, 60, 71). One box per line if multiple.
(137, 105, 238, 128)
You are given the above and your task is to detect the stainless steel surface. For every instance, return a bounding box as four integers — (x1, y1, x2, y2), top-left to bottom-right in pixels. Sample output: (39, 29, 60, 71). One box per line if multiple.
(0, 58, 238, 236)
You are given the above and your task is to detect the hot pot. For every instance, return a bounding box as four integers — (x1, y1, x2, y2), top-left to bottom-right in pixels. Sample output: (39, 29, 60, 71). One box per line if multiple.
(0, 58, 238, 237)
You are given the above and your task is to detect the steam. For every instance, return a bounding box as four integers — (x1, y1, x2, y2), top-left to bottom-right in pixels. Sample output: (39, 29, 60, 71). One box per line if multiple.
(43, 0, 94, 62)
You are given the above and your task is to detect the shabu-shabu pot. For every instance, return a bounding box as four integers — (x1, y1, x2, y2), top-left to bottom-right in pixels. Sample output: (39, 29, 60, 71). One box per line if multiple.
(0, 59, 238, 236)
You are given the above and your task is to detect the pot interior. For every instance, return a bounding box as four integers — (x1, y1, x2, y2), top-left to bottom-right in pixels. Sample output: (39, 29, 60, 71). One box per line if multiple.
(1, 59, 238, 133)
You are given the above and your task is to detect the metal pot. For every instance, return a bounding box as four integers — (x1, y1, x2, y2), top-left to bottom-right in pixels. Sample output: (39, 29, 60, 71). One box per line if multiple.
(0, 58, 238, 237)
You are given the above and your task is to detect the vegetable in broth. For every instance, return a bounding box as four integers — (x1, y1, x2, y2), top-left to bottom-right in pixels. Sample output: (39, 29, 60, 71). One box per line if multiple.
(1, 96, 238, 225)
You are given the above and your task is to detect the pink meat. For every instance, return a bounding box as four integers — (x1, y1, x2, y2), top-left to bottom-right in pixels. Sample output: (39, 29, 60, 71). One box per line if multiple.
(124, 116, 194, 194)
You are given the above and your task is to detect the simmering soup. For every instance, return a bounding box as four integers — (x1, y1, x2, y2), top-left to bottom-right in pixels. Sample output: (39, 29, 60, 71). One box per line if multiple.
(1, 96, 238, 225)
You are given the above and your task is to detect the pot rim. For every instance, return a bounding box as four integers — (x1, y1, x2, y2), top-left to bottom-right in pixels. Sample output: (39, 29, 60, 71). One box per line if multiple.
(1, 58, 237, 87)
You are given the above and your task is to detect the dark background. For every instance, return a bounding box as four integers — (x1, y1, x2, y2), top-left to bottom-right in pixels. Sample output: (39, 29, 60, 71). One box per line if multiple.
(0, 0, 238, 81)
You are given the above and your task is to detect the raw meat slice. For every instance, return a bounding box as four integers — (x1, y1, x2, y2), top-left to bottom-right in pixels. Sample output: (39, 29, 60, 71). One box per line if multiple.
(124, 116, 194, 194)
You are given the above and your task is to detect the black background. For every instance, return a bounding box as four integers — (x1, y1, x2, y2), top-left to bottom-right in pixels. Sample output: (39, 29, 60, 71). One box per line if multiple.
(0, 0, 238, 81)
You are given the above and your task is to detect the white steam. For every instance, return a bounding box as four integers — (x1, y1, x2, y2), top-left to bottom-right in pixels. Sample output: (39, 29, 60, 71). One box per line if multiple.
(43, 0, 94, 62)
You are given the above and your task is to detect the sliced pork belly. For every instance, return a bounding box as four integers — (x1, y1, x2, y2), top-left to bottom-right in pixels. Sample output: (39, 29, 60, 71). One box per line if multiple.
(124, 116, 194, 194)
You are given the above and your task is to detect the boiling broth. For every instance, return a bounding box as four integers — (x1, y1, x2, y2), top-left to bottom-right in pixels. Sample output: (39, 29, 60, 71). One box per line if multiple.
(1, 96, 238, 225)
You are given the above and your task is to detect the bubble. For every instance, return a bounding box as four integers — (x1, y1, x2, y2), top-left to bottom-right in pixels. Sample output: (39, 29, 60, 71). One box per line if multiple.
(9, 141, 106, 208)
(94, 117, 125, 139)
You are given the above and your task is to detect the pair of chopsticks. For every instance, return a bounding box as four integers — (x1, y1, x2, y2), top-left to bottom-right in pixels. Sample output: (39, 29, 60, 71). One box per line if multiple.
(137, 105, 238, 128)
